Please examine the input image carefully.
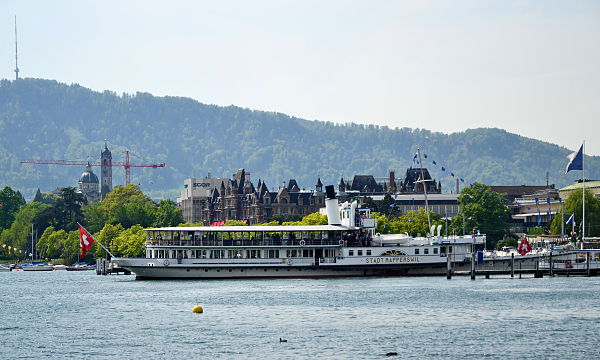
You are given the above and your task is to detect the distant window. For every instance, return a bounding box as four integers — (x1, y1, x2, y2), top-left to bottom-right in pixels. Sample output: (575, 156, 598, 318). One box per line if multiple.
(433, 248, 438, 254)
(349, 250, 354, 256)
(414, 249, 420, 255)
(366, 250, 371, 255)
(358, 250, 363, 256)
(424, 248, 429, 255)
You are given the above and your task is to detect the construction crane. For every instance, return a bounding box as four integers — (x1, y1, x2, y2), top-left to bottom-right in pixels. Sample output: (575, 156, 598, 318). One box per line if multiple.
(21, 150, 166, 185)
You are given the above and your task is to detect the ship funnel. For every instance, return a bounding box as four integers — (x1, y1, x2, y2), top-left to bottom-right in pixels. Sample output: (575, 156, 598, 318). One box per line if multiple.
(325, 185, 341, 225)
(437, 224, 443, 237)
(430, 225, 436, 237)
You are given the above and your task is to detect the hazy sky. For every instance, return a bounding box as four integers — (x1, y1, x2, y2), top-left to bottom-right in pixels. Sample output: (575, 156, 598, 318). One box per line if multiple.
(2, 0, 599, 155)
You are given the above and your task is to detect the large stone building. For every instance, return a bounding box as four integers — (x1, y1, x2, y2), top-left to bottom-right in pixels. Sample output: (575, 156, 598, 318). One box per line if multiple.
(177, 169, 326, 225)
(78, 164, 100, 202)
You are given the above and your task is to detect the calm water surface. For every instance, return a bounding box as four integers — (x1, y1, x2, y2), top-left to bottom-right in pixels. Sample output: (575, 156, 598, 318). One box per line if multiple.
(1, 271, 598, 359)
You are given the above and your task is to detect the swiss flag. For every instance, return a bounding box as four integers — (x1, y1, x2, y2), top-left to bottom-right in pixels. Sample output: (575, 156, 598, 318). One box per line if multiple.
(518, 237, 532, 255)
(79, 224, 95, 258)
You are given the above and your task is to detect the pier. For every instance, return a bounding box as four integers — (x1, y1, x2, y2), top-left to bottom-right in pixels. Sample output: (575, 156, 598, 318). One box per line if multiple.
(451, 250, 600, 279)
(96, 259, 131, 275)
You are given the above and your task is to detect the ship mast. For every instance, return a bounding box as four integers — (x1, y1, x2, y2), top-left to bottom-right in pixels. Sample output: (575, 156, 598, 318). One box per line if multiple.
(417, 148, 432, 235)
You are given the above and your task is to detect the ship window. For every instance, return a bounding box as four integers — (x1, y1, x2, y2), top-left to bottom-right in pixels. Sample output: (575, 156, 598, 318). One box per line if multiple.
(414, 249, 420, 255)
(358, 250, 363, 256)
(248, 250, 261, 259)
(434, 248, 438, 254)
(349, 250, 354, 256)
(302, 249, 312, 257)
(366, 250, 371, 255)
(266, 250, 278, 258)
(286, 250, 298, 257)
(448, 246, 453, 253)
(424, 248, 429, 255)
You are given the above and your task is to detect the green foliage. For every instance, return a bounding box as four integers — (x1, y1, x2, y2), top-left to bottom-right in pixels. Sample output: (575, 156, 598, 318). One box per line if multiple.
(36, 226, 67, 259)
(298, 212, 328, 225)
(97, 223, 125, 258)
(99, 184, 156, 227)
(455, 183, 510, 247)
(153, 200, 184, 227)
(550, 189, 600, 238)
(0, 202, 50, 252)
(33, 189, 59, 205)
(83, 201, 108, 234)
(112, 225, 146, 257)
(0, 186, 26, 230)
(373, 209, 442, 236)
(496, 236, 518, 249)
(223, 220, 248, 226)
(527, 227, 546, 236)
(62, 231, 81, 264)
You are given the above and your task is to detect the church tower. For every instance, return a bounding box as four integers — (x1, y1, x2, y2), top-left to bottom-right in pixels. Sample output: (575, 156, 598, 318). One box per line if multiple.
(101, 142, 112, 198)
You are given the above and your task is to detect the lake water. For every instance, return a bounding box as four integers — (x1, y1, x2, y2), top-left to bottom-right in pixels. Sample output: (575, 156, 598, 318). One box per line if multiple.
(1, 271, 599, 359)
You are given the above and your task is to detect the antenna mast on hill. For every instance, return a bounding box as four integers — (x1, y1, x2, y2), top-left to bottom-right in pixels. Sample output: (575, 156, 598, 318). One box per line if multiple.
(14, 15, 20, 80)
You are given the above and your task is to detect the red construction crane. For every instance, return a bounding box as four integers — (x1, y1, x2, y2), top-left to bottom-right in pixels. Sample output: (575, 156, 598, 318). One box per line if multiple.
(21, 150, 166, 185)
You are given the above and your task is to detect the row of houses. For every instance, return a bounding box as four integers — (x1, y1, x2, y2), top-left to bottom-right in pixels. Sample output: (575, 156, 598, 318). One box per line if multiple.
(176, 167, 600, 235)
(177, 168, 442, 225)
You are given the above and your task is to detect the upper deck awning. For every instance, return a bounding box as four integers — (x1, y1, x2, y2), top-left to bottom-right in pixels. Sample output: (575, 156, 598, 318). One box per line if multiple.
(145, 225, 358, 232)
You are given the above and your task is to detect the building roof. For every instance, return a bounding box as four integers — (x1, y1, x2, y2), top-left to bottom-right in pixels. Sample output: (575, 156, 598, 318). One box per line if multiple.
(79, 165, 99, 183)
(559, 181, 600, 191)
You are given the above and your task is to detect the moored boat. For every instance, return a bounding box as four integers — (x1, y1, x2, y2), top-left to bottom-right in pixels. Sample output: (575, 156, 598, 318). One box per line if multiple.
(21, 261, 54, 271)
(112, 186, 486, 280)
(0, 264, 11, 272)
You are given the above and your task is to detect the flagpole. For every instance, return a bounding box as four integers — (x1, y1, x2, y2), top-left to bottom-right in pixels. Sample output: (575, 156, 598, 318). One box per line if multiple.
(77, 222, 114, 258)
(582, 140, 585, 241)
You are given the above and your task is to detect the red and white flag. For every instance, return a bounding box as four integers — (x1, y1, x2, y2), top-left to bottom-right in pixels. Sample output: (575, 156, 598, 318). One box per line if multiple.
(518, 237, 532, 255)
(79, 224, 95, 258)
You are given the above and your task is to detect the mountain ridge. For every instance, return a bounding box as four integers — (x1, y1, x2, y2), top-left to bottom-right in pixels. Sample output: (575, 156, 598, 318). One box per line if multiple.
(0, 78, 596, 200)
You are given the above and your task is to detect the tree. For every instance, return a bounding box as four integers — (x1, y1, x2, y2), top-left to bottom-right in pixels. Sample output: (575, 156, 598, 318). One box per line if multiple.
(36, 226, 67, 259)
(0, 186, 26, 230)
(0, 202, 50, 253)
(395, 209, 442, 236)
(153, 200, 183, 227)
(99, 185, 156, 227)
(550, 189, 600, 238)
(299, 212, 328, 225)
(112, 224, 146, 257)
(53, 187, 87, 231)
(82, 201, 108, 234)
(62, 230, 81, 264)
(96, 223, 125, 258)
(452, 183, 510, 247)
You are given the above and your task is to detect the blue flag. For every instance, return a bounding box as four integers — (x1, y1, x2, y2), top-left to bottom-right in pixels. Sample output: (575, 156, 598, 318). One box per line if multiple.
(565, 144, 583, 173)
(566, 213, 574, 225)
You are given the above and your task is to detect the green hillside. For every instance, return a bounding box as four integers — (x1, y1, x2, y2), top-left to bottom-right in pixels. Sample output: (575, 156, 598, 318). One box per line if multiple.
(0, 78, 596, 200)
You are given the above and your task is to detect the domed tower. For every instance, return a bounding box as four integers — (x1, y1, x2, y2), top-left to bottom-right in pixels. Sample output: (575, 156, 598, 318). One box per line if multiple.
(101, 142, 112, 198)
(79, 164, 100, 202)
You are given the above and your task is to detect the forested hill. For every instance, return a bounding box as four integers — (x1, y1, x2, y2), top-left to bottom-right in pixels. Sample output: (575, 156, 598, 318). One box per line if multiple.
(1, 78, 597, 200)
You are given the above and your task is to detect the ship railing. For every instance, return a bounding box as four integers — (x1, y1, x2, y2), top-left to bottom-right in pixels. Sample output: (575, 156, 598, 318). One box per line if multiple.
(145, 238, 344, 247)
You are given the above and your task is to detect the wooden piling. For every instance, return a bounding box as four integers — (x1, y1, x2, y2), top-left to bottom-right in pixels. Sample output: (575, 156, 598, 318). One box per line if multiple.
(446, 254, 452, 279)
(587, 252, 591, 277)
(510, 253, 514, 278)
(470, 252, 476, 280)
(549, 252, 554, 277)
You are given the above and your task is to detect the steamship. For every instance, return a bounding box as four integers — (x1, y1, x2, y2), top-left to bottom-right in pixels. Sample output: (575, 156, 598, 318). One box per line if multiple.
(112, 185, 485, 279)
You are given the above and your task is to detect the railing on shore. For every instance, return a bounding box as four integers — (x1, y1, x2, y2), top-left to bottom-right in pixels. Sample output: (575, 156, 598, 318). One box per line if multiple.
(448, 250, 600, 279)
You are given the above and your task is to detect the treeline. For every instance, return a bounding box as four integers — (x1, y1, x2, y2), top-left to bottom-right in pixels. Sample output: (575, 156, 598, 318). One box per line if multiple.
(0, 184, 183, 264)
(1, 78, 598, 200)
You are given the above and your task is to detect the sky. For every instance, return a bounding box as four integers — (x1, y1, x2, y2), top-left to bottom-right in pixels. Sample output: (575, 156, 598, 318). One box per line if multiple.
(1, 0, 599, 155)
